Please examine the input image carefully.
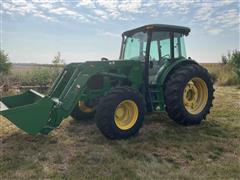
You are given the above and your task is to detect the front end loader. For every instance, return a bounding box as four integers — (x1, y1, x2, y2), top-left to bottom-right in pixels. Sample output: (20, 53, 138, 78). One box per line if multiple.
(0, 24, 214, 139)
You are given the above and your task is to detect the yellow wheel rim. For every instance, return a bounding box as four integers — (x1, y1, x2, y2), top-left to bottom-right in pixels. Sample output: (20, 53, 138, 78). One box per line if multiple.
(183, 78, 208, 115)
(79, 101, 94, 113)
(114, 100, 139, 130)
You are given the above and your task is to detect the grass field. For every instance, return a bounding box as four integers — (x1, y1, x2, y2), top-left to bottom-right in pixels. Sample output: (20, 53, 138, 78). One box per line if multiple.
(0, 86, 240, 179)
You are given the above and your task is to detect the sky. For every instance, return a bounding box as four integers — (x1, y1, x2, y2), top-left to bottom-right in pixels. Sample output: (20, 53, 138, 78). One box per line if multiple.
(1, 0, 239, 64)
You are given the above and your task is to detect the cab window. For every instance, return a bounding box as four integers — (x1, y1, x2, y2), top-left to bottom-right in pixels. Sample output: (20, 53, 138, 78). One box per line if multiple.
(150, 41, 159, 61)
(174, 33, 187, 59)
(150, 31, 171, 60)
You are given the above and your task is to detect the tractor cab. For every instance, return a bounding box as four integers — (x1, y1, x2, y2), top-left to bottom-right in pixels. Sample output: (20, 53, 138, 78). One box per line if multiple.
(119, 24, 190, 84)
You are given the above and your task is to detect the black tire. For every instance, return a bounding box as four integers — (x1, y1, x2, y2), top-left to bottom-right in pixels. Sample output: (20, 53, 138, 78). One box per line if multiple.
(164, 64, 214, 125)
(95, 87, 145, 139)
(71, 102, 95, 120)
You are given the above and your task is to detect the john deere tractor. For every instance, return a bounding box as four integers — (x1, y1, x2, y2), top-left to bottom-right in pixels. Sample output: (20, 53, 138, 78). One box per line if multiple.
(0, 24, 214, 139)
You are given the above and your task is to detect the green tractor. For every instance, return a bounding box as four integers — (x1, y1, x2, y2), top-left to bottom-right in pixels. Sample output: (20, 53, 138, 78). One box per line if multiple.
(0, 24, 214, 139)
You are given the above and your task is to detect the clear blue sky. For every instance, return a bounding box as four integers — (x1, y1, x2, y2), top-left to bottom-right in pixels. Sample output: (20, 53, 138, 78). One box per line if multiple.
(1, 0, 239, 63)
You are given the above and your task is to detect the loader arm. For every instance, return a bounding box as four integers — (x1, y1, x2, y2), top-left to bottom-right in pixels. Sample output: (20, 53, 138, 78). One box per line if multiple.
(0, 61, 143, 135)
(0, 63, 106, 135)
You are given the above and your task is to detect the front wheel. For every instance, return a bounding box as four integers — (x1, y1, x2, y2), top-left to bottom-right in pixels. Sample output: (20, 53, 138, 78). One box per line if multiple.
(164, 64, 214, 125)
(71, 101, 95, 120)
(95, 87, 145, 139)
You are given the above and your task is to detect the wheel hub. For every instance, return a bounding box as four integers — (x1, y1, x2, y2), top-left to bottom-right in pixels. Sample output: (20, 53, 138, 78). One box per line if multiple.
(114, 100, 138, 130)
(183, 78, 208, 115)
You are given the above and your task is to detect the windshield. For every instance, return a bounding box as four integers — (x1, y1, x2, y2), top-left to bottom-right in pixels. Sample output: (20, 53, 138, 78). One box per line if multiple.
(122, 31, 147, 61)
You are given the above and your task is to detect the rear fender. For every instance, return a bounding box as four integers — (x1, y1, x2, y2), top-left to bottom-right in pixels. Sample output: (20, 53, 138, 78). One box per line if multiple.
(156, 59, 198, 86)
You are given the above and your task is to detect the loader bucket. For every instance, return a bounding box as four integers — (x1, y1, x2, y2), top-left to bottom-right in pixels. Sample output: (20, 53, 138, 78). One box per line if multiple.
(0, 89, 55, 135)
(0, 63, 99, 135)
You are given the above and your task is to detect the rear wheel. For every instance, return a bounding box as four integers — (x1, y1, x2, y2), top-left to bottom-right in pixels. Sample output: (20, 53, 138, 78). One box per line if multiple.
(71, 101, 95, 120)
(164, 64, 214, 125)
(95, 87, 145, 139)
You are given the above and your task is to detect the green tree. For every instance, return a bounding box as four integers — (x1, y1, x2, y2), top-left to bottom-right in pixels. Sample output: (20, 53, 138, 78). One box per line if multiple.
(229, 49, 240, 82)
(52, 52, 65, 78)
(52, 52, 64, 65)
(0, 50, 11, 74)
(221, 55, 228, 65)
(221, 51, 232, 65)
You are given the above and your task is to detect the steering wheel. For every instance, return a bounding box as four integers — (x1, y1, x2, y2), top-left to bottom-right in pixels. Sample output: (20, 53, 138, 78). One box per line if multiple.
(129, 55, 145, 61)
(161, 54, 170, 58)
(161, 54, 170, 61)
(101, 57, 109, 61)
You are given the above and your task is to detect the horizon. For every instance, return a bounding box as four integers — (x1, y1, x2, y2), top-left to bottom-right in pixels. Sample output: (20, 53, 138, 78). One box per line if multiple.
(11, 62, 222, 65)
(1, 0, 239, 64)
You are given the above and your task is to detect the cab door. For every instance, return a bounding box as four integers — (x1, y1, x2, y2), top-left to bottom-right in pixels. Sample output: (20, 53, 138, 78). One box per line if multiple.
(149, 31, 171, 84)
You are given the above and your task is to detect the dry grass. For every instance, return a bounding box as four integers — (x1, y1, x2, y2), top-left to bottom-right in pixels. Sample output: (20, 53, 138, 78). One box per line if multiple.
(0, 64, 61, 87)
(0, 86, 240, 179)
(1, 63, 238, 88)
(202, 63, 239, 86)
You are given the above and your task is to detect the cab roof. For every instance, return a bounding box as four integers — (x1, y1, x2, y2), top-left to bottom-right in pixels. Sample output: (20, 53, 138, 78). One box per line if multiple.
(122, 24, 191, 36)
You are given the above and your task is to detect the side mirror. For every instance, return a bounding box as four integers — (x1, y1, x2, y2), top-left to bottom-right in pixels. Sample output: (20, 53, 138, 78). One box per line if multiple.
(101, 57, 109, 61)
